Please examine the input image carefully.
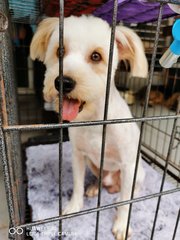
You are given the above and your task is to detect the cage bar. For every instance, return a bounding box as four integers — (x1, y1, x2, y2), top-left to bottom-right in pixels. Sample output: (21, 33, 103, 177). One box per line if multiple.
(95, 1, 118, 239)
(11, 187, 180, 231)
(58, 0, 64, 239)
(0, 0, 25, 239)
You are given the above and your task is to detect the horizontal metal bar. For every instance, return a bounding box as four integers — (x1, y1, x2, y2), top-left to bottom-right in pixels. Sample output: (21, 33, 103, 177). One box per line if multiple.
(3, 115, 180, 132)
(15, 187, 180, 230)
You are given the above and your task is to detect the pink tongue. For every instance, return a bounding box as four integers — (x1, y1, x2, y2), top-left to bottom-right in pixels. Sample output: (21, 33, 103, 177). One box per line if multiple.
(63, 97, 81, 121)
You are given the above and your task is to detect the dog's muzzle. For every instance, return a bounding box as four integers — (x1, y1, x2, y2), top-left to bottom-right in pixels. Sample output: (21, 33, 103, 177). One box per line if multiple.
(54, 76, 76, 94)
(54, 76, 85, 122)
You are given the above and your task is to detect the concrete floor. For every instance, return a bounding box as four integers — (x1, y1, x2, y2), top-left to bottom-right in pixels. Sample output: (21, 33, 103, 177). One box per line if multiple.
(0, 162, 9, 240)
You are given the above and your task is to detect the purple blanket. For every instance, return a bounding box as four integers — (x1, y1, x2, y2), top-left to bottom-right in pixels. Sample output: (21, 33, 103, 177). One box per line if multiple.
(93, 0, 177, 24)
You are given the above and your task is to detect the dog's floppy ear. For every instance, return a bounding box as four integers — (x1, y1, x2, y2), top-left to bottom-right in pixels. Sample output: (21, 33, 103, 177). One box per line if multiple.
(115, 26, 148, 78)
(30, 17, 59, 62)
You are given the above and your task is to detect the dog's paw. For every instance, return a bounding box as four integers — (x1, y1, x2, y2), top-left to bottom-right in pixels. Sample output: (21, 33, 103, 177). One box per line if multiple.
(112, 220, 132, 240)
(85, 184, 99, 197)
(63, 199, 83, 215)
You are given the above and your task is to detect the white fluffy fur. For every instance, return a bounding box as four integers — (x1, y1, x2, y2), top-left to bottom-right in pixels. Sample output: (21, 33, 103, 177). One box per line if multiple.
(30, 15, 148, 240)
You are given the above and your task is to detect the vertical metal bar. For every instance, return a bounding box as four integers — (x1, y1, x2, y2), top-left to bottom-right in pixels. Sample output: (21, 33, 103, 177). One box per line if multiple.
(0, 2, 18, 124)
(0, 1, 24, 238)
(172, 208, 180, 240)
(150, 100, 180, 239)
(0, 118, 16, 239)
(125, 4, 164, 240)
(95, 1, 118, 239)
(58, 1, 64, 239)
(142, 6, 164, 118)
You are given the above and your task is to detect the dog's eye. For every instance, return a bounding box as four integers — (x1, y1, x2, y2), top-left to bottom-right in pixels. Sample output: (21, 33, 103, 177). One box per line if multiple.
(91, 52, 102, 62)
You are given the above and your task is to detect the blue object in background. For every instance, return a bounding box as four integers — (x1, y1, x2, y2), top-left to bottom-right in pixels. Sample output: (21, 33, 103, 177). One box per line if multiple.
(8, 0, 39, 23)
(159, 19, 180, 68)
(170, 19, 180, 55)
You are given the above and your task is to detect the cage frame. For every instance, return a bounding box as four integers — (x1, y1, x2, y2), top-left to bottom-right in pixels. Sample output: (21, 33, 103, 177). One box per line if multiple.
(0, 0, 180, 240)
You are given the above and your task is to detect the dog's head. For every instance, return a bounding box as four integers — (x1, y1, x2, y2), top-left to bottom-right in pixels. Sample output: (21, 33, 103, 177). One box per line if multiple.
(30, 15, 148, 121)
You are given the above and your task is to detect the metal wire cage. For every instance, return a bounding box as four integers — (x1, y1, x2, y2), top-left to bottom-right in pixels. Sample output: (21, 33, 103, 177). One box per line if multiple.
(0, 0, 180, 240)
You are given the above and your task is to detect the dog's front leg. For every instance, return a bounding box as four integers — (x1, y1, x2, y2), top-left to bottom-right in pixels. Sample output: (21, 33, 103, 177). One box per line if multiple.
(112, 165, 133, 240)
(63, 150, 85, 215)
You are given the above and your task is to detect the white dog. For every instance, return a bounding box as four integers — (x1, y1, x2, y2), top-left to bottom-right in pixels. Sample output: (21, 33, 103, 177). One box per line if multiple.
(30, 15, 148, 240)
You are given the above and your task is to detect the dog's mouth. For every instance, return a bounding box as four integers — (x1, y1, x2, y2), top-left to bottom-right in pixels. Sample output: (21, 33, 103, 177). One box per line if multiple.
(62, 96, 85, 121)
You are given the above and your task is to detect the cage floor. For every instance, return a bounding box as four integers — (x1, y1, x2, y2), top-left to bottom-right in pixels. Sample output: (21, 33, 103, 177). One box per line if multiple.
(26, 142, 180, 240)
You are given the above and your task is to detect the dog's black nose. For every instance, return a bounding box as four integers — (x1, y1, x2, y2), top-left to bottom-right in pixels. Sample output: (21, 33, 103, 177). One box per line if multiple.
(54, 76, 76, 94)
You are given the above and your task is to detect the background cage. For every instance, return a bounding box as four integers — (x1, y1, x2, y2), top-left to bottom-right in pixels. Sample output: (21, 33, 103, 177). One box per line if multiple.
(0, 0, 180, 240)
